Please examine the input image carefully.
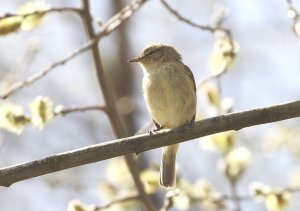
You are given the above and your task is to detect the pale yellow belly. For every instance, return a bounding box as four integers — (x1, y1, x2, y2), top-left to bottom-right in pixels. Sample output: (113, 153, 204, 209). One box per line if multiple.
(143, 67, 196, 128)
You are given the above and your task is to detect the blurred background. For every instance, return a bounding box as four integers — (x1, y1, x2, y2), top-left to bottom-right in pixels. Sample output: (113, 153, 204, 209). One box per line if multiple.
(0, 0, 300, 210)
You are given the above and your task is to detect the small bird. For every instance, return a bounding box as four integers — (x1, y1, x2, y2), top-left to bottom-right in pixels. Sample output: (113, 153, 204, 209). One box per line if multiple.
(129, 43, 196, 189)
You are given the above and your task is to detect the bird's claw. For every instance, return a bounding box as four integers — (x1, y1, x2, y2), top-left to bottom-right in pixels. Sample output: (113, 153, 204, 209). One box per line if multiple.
(148, 125, 164, 135)
(186, 120, 195, 128)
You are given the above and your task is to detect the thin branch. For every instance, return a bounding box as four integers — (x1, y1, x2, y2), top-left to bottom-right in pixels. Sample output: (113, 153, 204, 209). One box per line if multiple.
(80, 0, 127, 139)
(222, 187, 300, 201)
(81, 0, 154, 210)
(1, 100, 300, 187)
(0, 40, 91, 99)
(198, 68, 229, 89)
(0, 0, 148, 99)
(222, 187, 300, 204)
(160, 0, 235, 88)
(54, 104, 107, 116)
(222, 194, 252, 201)
(159, 191, 178, 211)
(286, 187, 300, 193)
(0, 7, 82, 21)
(228, 181, 241, 211)
(3, 104, 108, 124)
(159, 191, 251, 211)
(94, 195, 139, 210)
(160, 0, 219, 32)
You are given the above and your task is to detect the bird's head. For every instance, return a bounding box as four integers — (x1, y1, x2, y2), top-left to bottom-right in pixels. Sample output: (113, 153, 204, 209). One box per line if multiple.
(128, 44, 182, 68)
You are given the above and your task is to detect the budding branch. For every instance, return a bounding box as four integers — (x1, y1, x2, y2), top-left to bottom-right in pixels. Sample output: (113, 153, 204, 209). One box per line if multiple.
(0, 100, 300, 187)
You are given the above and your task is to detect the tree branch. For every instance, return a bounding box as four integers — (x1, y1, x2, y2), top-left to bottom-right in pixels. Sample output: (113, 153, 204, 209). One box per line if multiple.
(0, 100, 300, 187)
(80, 0, 154, 210)
(160, 0, 219, 32)
(228, 180, 241, 211)
(160, 0, 236, 88)
(0, 0, 148, 99)
(95, 195, 139, 210)
(0, 7, 82, 21)
(54, 104, 107, 116)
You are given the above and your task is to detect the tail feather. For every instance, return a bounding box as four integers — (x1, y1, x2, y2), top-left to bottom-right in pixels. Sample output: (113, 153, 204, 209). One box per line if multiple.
(160, 145, 178, 189)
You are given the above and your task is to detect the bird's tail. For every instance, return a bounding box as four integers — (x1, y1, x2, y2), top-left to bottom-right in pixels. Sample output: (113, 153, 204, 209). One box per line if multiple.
(160, 144, 179, 189)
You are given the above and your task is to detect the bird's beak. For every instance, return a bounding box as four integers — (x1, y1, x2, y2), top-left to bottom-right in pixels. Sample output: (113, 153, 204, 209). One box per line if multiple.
(127, 56, 142, 62)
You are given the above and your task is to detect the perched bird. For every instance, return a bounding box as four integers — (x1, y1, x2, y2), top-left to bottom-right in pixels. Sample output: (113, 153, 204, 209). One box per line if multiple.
(129, 44, 196, 188)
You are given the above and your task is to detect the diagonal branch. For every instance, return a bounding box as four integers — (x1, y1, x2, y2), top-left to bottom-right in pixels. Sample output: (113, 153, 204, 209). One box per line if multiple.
(80, 0, 154, 210)
(0, 100, 300, 187)
(160, 0, 218, 32)
(0, 0, 148, 99)
(160, 0, 235, 87)
(54, 104, 107, 116)
(0, 7, 82, 21)
(95, 195, 139, 210)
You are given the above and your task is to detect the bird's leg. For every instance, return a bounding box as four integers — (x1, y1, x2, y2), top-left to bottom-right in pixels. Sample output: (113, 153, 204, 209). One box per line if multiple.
(148, 120, 163, 135)
(153, 120, 164, 131)
(185, 115, 196, 128)
(185, 119, 195, 128)
(153, 125, 163, 132)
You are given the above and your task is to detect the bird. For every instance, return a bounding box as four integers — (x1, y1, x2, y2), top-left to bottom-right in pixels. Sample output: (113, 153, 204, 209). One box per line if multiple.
(129, 43, 196, 188)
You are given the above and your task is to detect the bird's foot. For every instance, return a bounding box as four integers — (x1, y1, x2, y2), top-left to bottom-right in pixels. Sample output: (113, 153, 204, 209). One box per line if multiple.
(153, 125, 163, 132)
(185, 119, 195, 128)
(148, 125, 163, 135)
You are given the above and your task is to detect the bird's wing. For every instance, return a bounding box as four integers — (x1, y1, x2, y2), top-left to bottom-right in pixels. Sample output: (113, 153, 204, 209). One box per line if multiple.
(184, 64, 196, 93)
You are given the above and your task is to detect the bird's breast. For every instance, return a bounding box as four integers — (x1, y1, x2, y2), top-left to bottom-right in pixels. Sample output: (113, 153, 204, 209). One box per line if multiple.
(142, 64, 196, 128)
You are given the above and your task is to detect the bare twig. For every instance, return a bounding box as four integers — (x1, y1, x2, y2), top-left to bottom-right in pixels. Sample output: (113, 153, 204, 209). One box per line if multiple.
(159, 191, 179, 211)
(228, 181, 241, 211)
(159, 0, 235, 88)
(1, 104, 108, 123)
(1, 100, 300, 187)
(198, 68, 229, 88)
(0, 0, 148, 99)
(0, 40, 90, 99)
(54, 104, 107, 116)
(0, 7, 82, 21)
(287, 187, 300, 192)
(81, 0, 154, 210)
(222, 187, 300, 202)
(160, 0, 219, 32)
(95, 195, 139, 210)
(222, 194, 252, 201)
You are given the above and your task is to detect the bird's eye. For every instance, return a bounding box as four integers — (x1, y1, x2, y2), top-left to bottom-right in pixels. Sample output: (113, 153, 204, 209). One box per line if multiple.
(147, 51, 154, 56)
